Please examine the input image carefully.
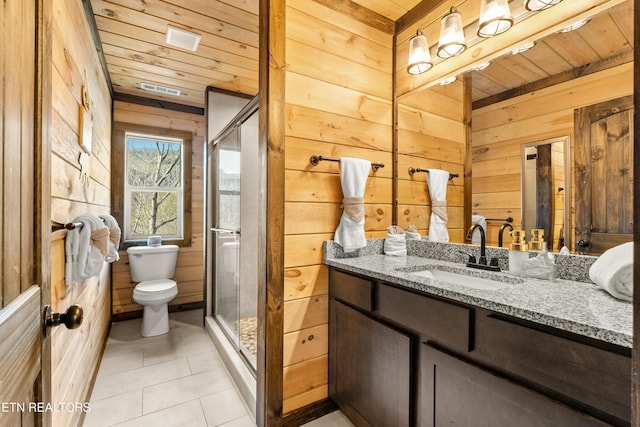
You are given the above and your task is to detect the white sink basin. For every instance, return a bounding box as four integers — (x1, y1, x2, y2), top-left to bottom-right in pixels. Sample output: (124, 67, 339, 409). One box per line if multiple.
(408, 269, 512, 291)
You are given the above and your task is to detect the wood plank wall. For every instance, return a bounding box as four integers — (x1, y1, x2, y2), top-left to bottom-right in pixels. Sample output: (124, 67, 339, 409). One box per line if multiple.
(397, 82, 467, 242)
(49, 1, 113, 426)
(471, 63, 633, 247)
(111, 101, 205, 315)
(282, 0, 393, 413)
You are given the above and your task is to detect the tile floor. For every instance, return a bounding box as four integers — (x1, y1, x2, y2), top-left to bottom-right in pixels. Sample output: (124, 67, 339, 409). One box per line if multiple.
(84, 309, 353, 427)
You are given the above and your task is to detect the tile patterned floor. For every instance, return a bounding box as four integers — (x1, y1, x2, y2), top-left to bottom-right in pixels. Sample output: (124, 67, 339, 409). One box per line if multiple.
(84, 310, 254, 427)
(84, 309, 353, 427)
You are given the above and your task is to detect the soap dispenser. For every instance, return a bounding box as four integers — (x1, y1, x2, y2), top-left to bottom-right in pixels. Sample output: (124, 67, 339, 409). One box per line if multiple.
(530, 229, 544, 251)
(509, 229, 529, 276)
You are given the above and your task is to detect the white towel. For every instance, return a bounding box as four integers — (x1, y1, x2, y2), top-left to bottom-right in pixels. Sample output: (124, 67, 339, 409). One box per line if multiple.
(334, 157, 371, 253)
(426, 169, 449, 242)
(405, 225, 421, 240)
(99, 214, 121, 263)
(471, 214, 487, 243)
(589, 242, 633, 301)
(65, 214, 109, 286)
(384, 225, 407, 256)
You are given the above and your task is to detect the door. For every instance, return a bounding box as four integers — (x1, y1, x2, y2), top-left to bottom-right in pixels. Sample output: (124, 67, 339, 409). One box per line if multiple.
(208, 96, 260, 370)
(0, 0, 46, 426)
(575, 95, 633, 254)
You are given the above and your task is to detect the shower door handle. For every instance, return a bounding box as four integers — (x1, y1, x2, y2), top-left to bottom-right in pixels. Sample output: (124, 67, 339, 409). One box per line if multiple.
(210, 227, 241, 236)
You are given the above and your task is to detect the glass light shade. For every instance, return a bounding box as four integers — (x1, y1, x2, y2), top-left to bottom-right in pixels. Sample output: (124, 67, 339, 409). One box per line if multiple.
(407, 31, 433, 75)
(524, 0, 562, 11)
(437, 7, 466, 58)
(477, 0, 513, 37)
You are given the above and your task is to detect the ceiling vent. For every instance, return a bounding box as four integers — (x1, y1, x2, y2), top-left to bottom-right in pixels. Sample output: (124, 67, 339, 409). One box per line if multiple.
(165, 25, 202, 52)
(140, 83, 181, 96)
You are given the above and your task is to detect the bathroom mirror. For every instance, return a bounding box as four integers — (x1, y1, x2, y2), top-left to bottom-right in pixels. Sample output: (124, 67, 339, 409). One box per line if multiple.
(395, 0, 632, 251)
(521, 137, 570, 252)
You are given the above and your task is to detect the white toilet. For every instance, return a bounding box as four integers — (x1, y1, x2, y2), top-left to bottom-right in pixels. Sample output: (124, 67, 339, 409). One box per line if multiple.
(127, 244, 179, 337)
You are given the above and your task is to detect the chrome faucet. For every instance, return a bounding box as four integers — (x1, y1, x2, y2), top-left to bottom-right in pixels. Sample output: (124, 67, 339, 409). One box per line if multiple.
(466, 224, 500, 272)
(498, 223, 513, 248)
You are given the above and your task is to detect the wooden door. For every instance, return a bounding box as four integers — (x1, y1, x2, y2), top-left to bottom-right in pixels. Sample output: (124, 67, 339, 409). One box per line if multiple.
(0, 0, 50, 426)
(575, 95, 633, 255)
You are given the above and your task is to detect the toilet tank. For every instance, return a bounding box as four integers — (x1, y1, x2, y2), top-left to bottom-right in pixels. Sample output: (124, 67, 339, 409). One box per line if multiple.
(127, 245, 179, 282)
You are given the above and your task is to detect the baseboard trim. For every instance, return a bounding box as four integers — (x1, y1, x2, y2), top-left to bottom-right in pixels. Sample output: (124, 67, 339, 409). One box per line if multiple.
(282, 398, 338, 427)
(111, 301, 203, 322)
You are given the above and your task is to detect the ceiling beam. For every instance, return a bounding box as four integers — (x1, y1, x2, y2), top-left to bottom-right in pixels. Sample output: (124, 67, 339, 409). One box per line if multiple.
(472, 49, 634, 110)
(113, 92, 205, 116)
(312, 0, 395, 34)
(395, 0, 445, 34)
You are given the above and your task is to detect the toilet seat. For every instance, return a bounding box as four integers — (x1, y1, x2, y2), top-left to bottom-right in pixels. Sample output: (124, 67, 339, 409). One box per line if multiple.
(133, 279, 177, 301)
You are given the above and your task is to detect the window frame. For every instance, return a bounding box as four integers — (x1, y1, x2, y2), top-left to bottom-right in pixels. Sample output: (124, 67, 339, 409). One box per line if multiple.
(112, 122, 192, 249)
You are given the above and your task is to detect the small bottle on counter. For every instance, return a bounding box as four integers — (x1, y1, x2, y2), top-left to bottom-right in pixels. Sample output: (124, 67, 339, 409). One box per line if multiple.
(509, 229, 529, 276)
(530, 228, 544, 251)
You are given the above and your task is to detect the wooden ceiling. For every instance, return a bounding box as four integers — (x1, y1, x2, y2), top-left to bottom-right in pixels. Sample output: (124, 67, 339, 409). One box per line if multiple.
(88, 0, 632, 109)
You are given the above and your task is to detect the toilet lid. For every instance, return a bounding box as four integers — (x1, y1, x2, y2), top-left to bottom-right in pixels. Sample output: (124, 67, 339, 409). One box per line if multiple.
(135, 279, 177, 295)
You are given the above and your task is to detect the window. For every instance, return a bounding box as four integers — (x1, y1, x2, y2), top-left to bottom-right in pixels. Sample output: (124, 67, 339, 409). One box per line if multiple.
(113, 123, 192, 248)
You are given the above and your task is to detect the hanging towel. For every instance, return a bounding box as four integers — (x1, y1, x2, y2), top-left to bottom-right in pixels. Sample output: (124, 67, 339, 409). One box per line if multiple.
(65, 214, 109, 286)
(471, 214, 487, 243)
(426, 169, 450, 242)
(589, 242, 633, 301)
(99, 214, 121, 263)
(384, 225, 407, 256)
(405, 225, 422, 240)
(334, 157, 371, 253)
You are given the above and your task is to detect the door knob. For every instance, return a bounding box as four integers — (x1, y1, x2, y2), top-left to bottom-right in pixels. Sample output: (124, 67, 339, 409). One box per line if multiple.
(42, 304, 84, 337)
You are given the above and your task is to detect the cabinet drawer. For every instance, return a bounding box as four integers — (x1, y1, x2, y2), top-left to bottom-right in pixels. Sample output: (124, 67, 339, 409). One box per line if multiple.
(475, 313, 631, 424)
(329, 269, 373, 311)
(376, 284, 471, 352)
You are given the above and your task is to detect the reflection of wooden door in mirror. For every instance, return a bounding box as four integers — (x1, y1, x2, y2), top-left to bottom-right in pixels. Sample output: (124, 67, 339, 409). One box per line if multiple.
(575, 95, 633, 255)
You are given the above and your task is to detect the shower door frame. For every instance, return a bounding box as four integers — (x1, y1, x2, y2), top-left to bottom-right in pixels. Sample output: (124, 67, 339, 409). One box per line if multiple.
(205, 94, 263, 373)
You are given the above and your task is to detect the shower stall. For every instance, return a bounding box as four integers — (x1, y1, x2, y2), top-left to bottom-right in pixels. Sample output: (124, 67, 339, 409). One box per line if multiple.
(205, 92, 264, 390)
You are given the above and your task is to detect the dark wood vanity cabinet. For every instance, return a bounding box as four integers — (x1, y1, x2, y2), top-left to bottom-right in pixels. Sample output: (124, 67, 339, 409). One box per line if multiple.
(328, 267, 631, 427)
(328, 270, 411, 426)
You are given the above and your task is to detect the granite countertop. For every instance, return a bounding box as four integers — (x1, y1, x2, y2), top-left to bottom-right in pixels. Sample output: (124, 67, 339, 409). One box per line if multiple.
(325, 252, 632, 348)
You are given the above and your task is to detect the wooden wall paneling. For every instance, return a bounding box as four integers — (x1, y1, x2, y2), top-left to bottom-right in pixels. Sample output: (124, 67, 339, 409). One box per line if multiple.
(48, 2, 113, 425)
(280, 0, 394, 416)
(284, 107, 392, 151)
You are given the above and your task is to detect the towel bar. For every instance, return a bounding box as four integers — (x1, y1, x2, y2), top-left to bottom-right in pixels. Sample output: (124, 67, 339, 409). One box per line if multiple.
(309, 155, 384, 172)
(408, 167, 459, 181)
(471, 215, 514, 223)
(51, 220, 83, 232)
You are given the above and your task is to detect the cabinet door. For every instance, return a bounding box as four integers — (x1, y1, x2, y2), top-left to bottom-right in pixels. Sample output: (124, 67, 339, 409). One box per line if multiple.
(329, 300, 412, 427)
(420, 344, 608, 427)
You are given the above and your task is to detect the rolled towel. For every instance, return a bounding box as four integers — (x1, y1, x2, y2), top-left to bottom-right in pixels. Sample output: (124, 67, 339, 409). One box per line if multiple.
(589, 242, 633, 301)
(384, 225, 407, 256)
(405, 225, 421, 240)
(99, 214, 121, 263)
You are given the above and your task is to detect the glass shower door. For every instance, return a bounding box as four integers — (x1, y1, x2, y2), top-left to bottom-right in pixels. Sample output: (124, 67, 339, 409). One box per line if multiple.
(212, 128, 241, 350)
(209, 99, 259, 371)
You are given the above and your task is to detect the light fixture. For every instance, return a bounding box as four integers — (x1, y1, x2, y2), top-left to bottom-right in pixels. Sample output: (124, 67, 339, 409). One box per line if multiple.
(559, 19, 590, 33)
(407, 30, 433, 75)
(440, 76, 458, 86)
(524, 0, 562, 11)
(473, 61, 491, 71)
(512, 41, 536, 55)
(437, 7, 466, 59)
(477, 0, 513, 37)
